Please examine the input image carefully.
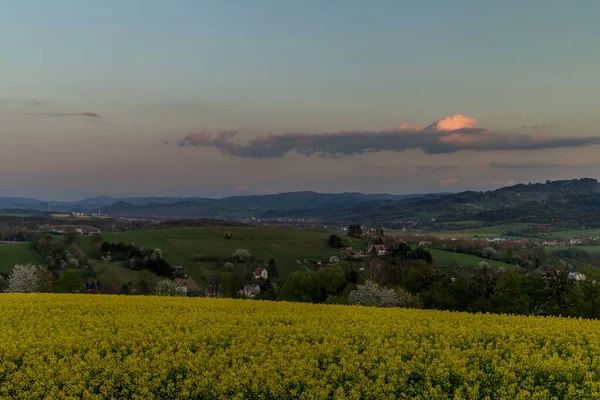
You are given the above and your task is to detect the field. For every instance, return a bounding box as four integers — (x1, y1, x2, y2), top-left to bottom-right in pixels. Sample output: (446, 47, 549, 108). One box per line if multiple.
(428, 248, 513, 269)
(424, 223, 537, 238)
(0, 243, 42, 274)
(2, 294, 600, 399)
(543, 229, 600, 240)
(98, 227, 363, 282)
(92, 261, 164, 293)
(549, 246, 600, 254)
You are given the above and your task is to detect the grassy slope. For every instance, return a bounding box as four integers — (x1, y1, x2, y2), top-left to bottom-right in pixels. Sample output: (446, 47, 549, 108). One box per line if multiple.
(0, 243, 42, 274)
(427, 223, 537, 238)
(549, 246, 600, 254)
(543, 229, 600, 240)
(97, 226, 363, 282)
(92, 261, 163, 292)
(429, 248, 513, 269)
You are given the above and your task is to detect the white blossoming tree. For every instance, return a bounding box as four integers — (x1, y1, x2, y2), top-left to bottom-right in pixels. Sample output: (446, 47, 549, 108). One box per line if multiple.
(348, 280, 399, 307)
(6, 264, 54, 293)
(155, 279, 186, 296)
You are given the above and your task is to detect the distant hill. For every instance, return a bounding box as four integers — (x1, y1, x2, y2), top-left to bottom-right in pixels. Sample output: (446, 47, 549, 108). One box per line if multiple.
(0, 191, 429, 218)
(2, 179, 599, 227)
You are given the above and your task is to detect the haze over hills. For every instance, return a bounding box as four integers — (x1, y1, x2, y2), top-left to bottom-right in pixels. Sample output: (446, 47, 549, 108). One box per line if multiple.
(0, 191, 431, 218)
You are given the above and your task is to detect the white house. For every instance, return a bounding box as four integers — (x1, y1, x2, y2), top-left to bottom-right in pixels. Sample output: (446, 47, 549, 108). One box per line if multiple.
(253, 267, 268, 280)
(239, 284, 261, 298)
(568, 272, 586, 282)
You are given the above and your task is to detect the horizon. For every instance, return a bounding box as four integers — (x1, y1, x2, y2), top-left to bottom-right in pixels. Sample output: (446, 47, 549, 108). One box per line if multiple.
(2, 1, 600, 200)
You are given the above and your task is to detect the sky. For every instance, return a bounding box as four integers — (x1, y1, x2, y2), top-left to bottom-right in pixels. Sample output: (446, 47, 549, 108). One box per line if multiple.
(1, 0, 600, 200)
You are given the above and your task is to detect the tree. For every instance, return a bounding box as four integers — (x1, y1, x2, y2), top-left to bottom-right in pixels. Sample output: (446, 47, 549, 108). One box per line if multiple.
(6, 264, 54, 293)
(347, 224, 362, 238)
(329, 256, 340, 265)
(233, 249, 250, 261)
(395, 287, 420, 308)
(56, 269, 83, 293)
(267, 258, 279, 280)
(328, 235, 342, 248)
(155, 279, 186, 296)
(348, 280, 399, 307)
(0, 275, 8, 292)
(137, 280, 150, 295)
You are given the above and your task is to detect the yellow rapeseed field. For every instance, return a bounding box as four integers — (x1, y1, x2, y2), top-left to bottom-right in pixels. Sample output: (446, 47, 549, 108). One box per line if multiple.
(1, 294, 600, 399)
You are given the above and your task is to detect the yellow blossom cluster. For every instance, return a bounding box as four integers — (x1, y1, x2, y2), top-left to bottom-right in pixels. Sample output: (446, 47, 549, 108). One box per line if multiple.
(1, 294, 600, 399)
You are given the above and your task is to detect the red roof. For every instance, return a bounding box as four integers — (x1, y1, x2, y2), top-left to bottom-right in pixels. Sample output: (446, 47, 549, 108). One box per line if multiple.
(254, 268, 265, 275)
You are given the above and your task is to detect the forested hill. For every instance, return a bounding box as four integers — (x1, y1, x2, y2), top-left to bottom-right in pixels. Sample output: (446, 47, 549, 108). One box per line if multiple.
(332, 178, 600, 229)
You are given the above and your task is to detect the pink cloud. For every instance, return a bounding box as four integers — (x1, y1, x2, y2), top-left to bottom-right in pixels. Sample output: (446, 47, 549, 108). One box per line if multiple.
(440, 177, 459, 186)
(235, 184, 248, 191)
(433, 114, 478, 131)
(394, 122, 422, 132)
(507, 180, 516, 185)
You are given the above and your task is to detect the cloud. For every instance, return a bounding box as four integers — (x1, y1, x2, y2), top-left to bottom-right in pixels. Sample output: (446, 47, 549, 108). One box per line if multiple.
(24, 111, 104, 119)
(440, 177, 459, 186)
(426, 114, 477, 131)
(521, 123, 547, 130)
(23, 99, 44, 107)
(507, 180, 516, 185)
(178, 114, 600, 159)
(417, 165, 457, 171)
(489, 161, 562, 169)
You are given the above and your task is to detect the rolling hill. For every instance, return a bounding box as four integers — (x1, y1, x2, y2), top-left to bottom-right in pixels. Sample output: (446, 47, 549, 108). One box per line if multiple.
(94, 226, 365, 283)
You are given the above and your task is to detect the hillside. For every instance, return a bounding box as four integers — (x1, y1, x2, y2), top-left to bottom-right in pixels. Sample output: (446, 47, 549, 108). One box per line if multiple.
(0, 243, 42, 274)
(95, 226, 364, 283)
(3, 294, 600, 398)
(333, 178, 600, 230)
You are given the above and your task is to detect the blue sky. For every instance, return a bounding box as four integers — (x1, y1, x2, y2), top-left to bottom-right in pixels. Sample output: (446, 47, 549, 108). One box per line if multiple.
(1, 1, 599, 199)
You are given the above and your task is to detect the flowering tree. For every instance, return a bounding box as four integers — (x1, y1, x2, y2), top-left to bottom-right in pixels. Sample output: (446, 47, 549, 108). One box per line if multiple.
(348, 280, 399, 307)
(155, 279, 186, 296)
(6, 264, 54, 293)
(233, 249, 250, 261)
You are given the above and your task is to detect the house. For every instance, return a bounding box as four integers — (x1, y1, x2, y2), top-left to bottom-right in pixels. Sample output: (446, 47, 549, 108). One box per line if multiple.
(568, 272, 586, 282)
(367, 244, 388, 256)
(205, 284, 219, 298)
(174, 265, 184, 272)
(239, 284, 261, 298)
(253, 267, 268, 280)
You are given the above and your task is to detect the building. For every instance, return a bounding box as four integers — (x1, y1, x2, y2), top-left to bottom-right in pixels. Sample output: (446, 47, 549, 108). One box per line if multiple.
(568, 272, 586, 282)
(367, 244, 388, 256)
(253, 267, 268, 280)
(239, 284, 261, 298)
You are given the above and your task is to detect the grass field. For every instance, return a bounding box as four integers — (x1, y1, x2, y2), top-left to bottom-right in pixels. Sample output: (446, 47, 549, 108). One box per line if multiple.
(549, 246, 600, 254)
(95, 227, 363, 282)
(0, 243, 42, 274)
(426, 223, 537, 238)
(92, 261, 163, 292)
(3, 294, 600, 398)
(543, 229, 600, 240)
(429, 248, 513, 269)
